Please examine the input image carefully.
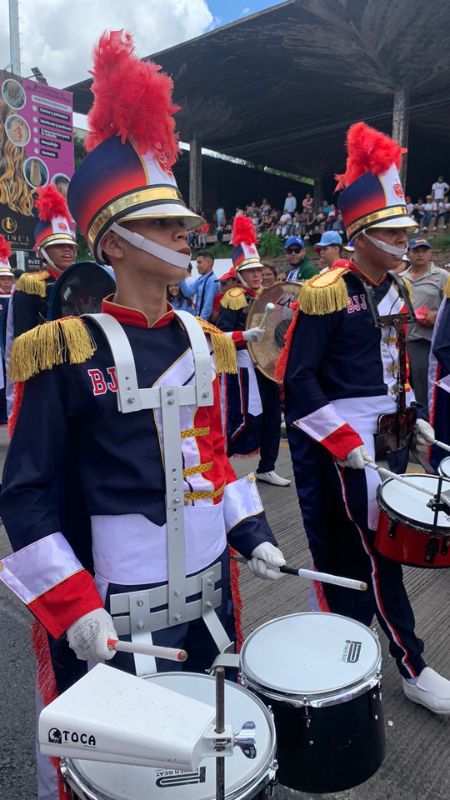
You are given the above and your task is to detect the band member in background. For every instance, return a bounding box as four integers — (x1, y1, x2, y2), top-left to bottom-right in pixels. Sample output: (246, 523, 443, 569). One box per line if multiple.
(0, 237, 15, 423)
(217, 217, 290, 485)
(0, 32, 285, 800)
(428, 276, 450, 468)
(12, 185, 77, 338)
(280, 122, 450, 714)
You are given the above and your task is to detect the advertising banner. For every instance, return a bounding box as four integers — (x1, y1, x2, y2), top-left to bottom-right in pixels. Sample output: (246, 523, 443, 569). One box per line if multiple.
(0, 70, 74, 251)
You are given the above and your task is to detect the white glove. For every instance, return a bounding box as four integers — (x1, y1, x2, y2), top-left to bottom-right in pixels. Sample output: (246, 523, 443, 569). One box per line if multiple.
(247, 542, 286, 580)
(67, 608, 118, 663)
(414, 419, 435, 446)
(243, 326, 266, 342)
(337, 445, 371, 469)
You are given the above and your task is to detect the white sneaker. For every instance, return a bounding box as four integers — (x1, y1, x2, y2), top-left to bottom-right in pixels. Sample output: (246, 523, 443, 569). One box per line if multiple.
(256, 471, 291, 487)
(402, 667, 450, 714)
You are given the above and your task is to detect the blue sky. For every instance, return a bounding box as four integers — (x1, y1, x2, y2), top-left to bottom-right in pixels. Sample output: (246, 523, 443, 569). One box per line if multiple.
(209, 1, 280, 28)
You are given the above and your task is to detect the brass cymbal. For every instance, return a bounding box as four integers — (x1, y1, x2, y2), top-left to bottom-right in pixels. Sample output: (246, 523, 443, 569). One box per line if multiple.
(246, 281, 302, 382)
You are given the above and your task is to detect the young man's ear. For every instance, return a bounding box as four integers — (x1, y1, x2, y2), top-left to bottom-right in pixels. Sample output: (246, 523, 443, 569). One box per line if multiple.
(101, 230, 126, 261)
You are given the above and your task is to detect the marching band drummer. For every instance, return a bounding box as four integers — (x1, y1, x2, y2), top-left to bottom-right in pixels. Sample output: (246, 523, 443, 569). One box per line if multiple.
(0, 32, 285, 800)
(279, 123, 450, 714)
(216, 217, 291, 486)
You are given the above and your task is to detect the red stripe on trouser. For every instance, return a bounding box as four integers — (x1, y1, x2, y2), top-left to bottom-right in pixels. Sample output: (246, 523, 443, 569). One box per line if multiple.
(335, 466, 417, 679)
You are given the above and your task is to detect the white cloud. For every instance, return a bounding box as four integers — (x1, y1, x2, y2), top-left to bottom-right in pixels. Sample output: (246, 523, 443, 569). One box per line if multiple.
(1, 0, 214, 89)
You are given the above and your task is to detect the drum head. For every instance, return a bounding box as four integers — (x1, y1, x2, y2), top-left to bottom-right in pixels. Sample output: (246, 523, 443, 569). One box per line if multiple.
(69, 672, 275, 800)
(438, 457, 450, 479)
(246, 282, 301, 382)
(240, 613, 381, 701)
(379, 474, 450, 532)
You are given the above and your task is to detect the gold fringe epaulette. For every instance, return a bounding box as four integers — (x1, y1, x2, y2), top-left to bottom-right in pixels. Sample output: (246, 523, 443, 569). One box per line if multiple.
(401, 276, 412, 300)
(14, 270, 50, 298)
(444, 274, 450, 299)
(298, 267, 349, 315)
(9, 317, 96, 382)
(196, 318, 237, 374)
(220, 286, 248, 311)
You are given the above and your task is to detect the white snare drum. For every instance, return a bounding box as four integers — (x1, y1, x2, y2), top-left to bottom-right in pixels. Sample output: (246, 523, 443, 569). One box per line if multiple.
(62, 672, 277, 800)
(240, 613, 384, 794)
(438, 457, 450, 479)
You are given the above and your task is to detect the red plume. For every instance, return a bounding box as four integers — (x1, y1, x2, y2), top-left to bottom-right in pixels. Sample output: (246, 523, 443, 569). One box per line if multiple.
(232, 216, 257, 247)
(86, 30, 179, 168)
(0, 235, 11, 263)
(335, 122, 406, 191)
(35, 185, 70, 222)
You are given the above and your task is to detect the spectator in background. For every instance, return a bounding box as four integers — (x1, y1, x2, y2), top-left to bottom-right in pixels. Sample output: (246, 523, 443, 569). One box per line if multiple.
(284, 190, 297, 215)
(262, 263, 277, 288)
(302, 193, 313, 212)
(325, 202, 338, 230)
(431, 176, 449, 203)
(422, 195, 438, 231)
(215, 205, 226, 242)
(314, 231, 342, 270)
(167, 283, 193, 313)
(276, 210, 292, 238)
(400, 237, 448, 415)
(284, 235, 318, 281)
(260, 198, 271, 215)
(197, 215, 210, 248)
(179, 250, 219, 321)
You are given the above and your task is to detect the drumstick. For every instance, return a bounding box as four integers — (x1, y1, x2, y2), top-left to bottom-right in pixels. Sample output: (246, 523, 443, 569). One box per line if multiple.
(433, 439, 450, 454)
(107, 639, 187, 662)
(364, 461, 435, 498)
(231, 556, 367, 591)
(259, 302, 275, 330)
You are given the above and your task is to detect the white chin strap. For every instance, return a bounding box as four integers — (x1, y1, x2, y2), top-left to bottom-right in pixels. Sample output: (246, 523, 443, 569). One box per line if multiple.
(110, 223, 191, 269)
(237, 271, 250, 289)
(361, 230, 407, 258)
(40, 248, 57, 271)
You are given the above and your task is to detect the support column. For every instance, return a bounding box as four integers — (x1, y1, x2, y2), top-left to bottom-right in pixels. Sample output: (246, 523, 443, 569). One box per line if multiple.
(313, 177, 322, 209)
(189, 135, 202, 213)
(392, 87, 409, 187)
(9, 0, 21, 75)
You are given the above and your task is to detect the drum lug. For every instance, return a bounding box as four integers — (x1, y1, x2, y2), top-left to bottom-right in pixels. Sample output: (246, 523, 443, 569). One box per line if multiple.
(388, 520, 397, 539)
(424, 537, 439, 565)
(369, 686, 381, 721)
(441, 537, 449, 557)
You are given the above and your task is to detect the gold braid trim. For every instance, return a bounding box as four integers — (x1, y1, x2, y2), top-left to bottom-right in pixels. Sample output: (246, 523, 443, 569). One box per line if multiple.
(181, 426, 210, 439)
(9, 317, 96, 382)
(401, 277, 412, 300)
(183, 462, 213, 477)
(184, 482, 226, 502)
(196, 318, 237, 374)
(15, 271, 50, 298)
(220, 286, 247, 311)
(298, 267, 349, 315)
(444, 275, 450, 299)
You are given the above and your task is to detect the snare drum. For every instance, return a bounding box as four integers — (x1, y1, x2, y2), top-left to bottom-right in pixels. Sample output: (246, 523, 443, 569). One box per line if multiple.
(438, 457, 450, 479)
(240, 613, 384, 794)
(376, 473, 450, 568)
(62, 672, 277, 800)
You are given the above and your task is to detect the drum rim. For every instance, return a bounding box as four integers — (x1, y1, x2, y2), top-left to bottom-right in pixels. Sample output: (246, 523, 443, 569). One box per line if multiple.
(65, 672, 277, 800)
(377, 474, 450, 535)
(240, 612, 382, 705)
(438, 457, 450, 479)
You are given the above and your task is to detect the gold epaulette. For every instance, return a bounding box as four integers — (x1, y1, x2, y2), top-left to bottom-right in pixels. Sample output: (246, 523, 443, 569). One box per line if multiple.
(298, 267, 349, 315)
(9, 317, 96, 382)
(196, 318, 237, 374)
(400, 276, 412, 300)
(14, 270, 50, 298)
(220, 286, 247, 311)
(444, 274, 450, 299)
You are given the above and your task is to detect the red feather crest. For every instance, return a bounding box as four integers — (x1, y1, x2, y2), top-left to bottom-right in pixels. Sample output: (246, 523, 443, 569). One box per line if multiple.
(0, 235, 11, 262)
(35, 185, 70, 222)
(335, 122, 406, 191)
(232, 216, 257, 247)
(86, 30, 179, 169)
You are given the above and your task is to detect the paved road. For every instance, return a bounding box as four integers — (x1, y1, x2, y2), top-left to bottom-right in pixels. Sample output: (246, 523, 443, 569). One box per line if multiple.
(0, 437, 448, 799)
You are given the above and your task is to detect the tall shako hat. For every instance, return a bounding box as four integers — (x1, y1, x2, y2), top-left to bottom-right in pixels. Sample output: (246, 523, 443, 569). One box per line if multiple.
(67, 30, 202, 263)
(336, 122, 416, 240)
(34, 184, 76, 254)
(0, 236, 14, 276)
(231, 217, 263, 272)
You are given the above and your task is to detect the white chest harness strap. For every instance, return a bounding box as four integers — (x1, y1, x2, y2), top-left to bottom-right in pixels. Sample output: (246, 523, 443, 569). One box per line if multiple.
(83, 311, 233, 671)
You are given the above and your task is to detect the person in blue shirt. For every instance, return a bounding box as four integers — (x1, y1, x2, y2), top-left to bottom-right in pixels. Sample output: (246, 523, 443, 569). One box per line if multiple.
(167, 282, 193, 312)
(179, 250, 219, 320)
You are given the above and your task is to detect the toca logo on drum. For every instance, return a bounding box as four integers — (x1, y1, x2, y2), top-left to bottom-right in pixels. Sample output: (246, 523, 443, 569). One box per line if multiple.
(341, 640, 362, 663)
(155, 767, 206, 787)
(47, 727, 96, 747)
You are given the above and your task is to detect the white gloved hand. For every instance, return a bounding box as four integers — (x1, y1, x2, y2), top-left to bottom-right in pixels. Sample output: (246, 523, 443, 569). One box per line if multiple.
(247, 542, 286, 580)
(66, 608, 118, 663)
(337, 445, 371, 469)
(243, 326, 266, 342)
(414, 419, 435, 446)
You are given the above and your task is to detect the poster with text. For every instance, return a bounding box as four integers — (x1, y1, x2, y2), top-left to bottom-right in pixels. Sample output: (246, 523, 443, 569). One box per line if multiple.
(0, 70, 74, 251)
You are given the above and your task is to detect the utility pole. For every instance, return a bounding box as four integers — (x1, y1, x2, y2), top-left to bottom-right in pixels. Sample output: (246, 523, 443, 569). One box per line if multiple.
(8, 0, 26, 270)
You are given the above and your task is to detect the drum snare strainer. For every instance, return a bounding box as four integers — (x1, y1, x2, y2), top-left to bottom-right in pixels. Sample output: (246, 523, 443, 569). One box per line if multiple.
(63, 672, 277, 800)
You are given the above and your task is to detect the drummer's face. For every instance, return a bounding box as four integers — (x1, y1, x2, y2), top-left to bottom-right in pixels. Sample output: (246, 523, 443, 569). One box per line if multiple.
(46, 243, 77, 271)
(242, 267, 263, 290)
